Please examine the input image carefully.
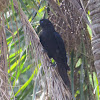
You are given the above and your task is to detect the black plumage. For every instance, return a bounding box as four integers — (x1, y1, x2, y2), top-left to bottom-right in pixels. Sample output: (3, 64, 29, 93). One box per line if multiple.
(39, 19, 70, 86)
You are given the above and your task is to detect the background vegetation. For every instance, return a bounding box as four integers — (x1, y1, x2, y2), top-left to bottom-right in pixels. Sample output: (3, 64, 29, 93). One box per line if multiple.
(0, 0, 99, 100)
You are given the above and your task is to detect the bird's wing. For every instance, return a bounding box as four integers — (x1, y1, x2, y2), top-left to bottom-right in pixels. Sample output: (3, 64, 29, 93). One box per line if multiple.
(54, 32, 66, 57)
(39, 32, 45, 46)
(54, 32, 70, 70)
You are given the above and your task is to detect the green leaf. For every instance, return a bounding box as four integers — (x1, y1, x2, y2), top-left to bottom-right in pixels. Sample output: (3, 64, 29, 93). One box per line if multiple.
(15, 66, 38, 96)
(70, 50, 76, 100)
(93, 72, 99, 100)
(8, 54, 25, 73)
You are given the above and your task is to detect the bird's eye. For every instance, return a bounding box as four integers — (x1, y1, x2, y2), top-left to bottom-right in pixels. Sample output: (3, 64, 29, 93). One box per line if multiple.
(40, 20, 44, 24)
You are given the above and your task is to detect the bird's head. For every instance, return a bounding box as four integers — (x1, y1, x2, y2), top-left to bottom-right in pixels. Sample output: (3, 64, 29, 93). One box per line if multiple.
(40, 19, 54, 29)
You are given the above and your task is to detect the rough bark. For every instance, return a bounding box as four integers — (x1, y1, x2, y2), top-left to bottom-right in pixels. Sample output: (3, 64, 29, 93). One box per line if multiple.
(48, 0, 91, 56)
(0, 17, 10, 100)
(48, 0, 95, 99)
(88, 0, 100, 96)
(0, 0, 9, 12)
(0, 0, 10, 99)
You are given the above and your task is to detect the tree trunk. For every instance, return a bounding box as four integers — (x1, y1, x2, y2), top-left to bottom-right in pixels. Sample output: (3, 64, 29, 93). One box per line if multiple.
(13, 0, 72, 100)
(0, 17, 10, 100)
(88, 0, 100, 97)
(0, 0, 10, 99)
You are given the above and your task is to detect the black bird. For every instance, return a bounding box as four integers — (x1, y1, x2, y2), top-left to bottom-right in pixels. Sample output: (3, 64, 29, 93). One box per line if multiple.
(39, 19, 70, 86)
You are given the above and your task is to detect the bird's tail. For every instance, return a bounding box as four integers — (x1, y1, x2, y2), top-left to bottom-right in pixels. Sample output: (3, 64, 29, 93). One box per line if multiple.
(57, 63, 70, 87)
